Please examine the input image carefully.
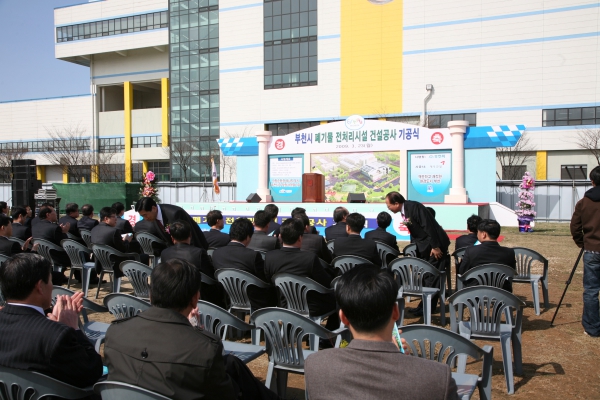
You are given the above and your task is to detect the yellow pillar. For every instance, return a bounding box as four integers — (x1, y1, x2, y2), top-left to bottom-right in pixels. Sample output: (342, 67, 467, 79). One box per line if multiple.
(378, 117, 386, 121)
(142, 161, 148, 174)
(36, 166, 46, 182)
(341, 0, 403, 116)
(90, 165, 99, 183)
(536, 151, 547, 180)
(320, 121, 328, 125)
(62, 168, 68, 183)
(124, 81, 133, 183)
(161, 77, 169, 147)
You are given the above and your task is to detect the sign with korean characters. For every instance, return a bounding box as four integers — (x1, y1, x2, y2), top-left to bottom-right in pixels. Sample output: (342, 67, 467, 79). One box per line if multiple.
(268, 116, 451, 154)
(408, 151, 452, 203)
(269, 155, 303, 202)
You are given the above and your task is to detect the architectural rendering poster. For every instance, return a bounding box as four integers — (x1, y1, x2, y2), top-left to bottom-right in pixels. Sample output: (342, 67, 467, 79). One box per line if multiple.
(408, 151, 452, 203)
(269, 155, 303, 202)
(311, 151, 400, 202)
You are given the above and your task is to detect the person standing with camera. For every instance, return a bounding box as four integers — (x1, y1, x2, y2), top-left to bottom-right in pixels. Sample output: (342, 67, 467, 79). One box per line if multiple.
(570, 165, 600, 338)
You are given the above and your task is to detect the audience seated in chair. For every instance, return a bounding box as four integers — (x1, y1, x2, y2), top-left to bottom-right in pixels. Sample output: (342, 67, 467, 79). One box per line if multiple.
(91, 207, 148, 278)
(203, 210, 230, 249)
(332, 213, 382, 265)
(248, 210, 280, 252)
(212, 218, 278, 310)
(364, 211, 400, 251)
(296, 212, 332, 264)
(264, 203, 280, 235)
(0, 253, 103, 387)
(455, 214, 482, 250)
(103, 258, 279, 400)
(0, 214, 33, 257)
(324, 207, 349, 241)
(10, 207, 32, 241)
(305, 267, 459, 400)
(160, 220, 226, 308)
(112, 202, 134, 234)
(32, 206, 71, 284)
(264, 217, 338, 331)
(58, 203, 84, 243)
(459, 219, 516, 291)
(77, 204, 99, 232)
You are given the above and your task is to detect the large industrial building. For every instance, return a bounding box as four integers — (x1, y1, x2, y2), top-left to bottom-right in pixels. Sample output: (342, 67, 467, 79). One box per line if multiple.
(0, 0, 598, 184)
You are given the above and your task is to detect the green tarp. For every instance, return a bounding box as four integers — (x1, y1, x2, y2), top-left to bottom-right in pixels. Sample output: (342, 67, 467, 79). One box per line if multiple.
(52, 183, 140, 214)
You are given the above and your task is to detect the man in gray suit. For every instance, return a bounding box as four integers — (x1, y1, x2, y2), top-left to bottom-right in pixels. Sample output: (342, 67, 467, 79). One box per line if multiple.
(305, 267, 458, 400)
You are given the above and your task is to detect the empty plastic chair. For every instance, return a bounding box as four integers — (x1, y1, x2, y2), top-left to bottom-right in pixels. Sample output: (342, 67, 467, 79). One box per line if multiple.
(135, 232, 168, 268)
(401, 324, 493, 400)
(456, 263, 516, 291)
(448, 286, 525, 394)
(103, 293, 151, 320)
(513, 247, 549, 315)
(92, 244, 140, 299)
(120, 260, 152, 299)
(389, 257, 446, 326)
(94, 381, 170, 400)
(403, 243, 417, 257)
(375, 241, 400, 270)
(61, 239, 95, 296)
(0, 365, 94, 400)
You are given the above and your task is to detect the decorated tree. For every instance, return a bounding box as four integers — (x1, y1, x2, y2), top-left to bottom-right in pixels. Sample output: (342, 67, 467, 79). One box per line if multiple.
(140, 170, 160, 203)
(515, 171, 536, 231)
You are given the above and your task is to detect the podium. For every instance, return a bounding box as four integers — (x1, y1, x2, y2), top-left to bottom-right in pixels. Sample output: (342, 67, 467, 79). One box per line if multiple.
(302, 173, 325, 202)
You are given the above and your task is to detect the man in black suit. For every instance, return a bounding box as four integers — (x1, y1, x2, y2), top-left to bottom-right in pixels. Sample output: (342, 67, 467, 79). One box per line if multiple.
(212, 218, 277, 310)
(333, 213, 382, 265)
(0, 214, 33, 256)
(459, 219, 516, 291)
(11, 207, 32, 241)
(264, 203, 280, 235)
(385, 192, 450, 315)
(203, 210, 230, 248)
(264, 218, 338, 332)
(160, 220, 226, 308)
(32, 206, 71, 282)
(30, 202, 52, 228)
(58, 203, 85, 244)
(0, 201, 8, 216)
(455, 214, 482, 250)
(135, 197, 208, 250)
(324, 206, 349, 241)
(248, 210, 280, 252)
(77, 204, 99, 232)
(112, 202, 134, 234)
(272, 207, 319, 237)
(365, 212, 400, 251)
(296, 213, 332, 264)
(22, 204, 33, 227)
(0, 253, 103, 387)
(91, 207, 146, 278)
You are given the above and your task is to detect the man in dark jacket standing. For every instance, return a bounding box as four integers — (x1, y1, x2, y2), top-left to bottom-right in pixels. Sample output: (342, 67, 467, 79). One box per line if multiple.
(571, 165, 600, 337)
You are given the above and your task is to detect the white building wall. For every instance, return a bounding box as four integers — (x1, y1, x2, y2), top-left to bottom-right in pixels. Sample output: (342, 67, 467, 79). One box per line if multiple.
(92, 48, 168, 86)
(98, 111, 124, 137)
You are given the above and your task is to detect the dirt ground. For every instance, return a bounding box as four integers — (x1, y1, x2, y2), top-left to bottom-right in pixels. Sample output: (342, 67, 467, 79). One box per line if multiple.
(82, 223, 600, 399)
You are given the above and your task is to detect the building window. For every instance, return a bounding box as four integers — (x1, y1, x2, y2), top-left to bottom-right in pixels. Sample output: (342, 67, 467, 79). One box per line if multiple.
(428, 113, 476, 128)
(99, 138, 125, 153)
(0, 139, 89, 153)
(543, 107, 600, 127)
(68, 166, 91, 183)
(169, 0, 220, 182)
(56, 11, 168, 43)
(147, 161, 171, 181)
(264, 0, 317, 90)
(132, 136, 162, 148)
(501, 165, 526, 180)
(266, 121, 320, 136)
(561, 165, 587, 180)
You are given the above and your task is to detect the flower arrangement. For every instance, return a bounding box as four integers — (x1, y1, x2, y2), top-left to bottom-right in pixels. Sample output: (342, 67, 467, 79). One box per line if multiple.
(140, 170, 160, 203)
(515, 171, 536, 231)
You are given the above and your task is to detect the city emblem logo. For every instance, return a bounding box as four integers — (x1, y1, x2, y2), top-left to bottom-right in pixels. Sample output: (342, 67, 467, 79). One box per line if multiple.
(368, 0, 394, 4)
(275, 139, 285, 150)
(345, 115, 366, 130)
(431, 132, 444, 145)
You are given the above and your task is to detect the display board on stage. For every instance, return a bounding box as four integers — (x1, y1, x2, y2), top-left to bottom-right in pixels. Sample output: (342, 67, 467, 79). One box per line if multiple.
(408, 150, 452, 203)
(268, 154, 303, 202)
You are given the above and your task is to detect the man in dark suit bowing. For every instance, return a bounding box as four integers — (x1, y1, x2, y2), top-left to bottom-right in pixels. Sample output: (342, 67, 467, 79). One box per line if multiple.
(203, 210, 230, 248)
(135, 197, 208, 250)
(385, 191, 450, 316)
(91, 207, 147, 278)
(264, 218, 338, 332)
(0, 253, 103, 387)
(212, 218, 277, 310)
(324, 206, 349, 241)
(160, 220, 226, 308)
(248, 210, 280, 252)
(455, 214, 482, 250)
(333, 213, 382, 265)
(459, 219, 516, 291)
(10, 207, 32, 241)
(365, 212, 400, 251)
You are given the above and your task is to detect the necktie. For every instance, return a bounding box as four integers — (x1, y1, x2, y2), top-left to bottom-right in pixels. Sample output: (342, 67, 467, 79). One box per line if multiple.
(157, 219, 166, 233)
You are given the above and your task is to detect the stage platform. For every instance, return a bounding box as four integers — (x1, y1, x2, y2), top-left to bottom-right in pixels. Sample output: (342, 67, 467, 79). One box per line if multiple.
(178, 201, 490, 240)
